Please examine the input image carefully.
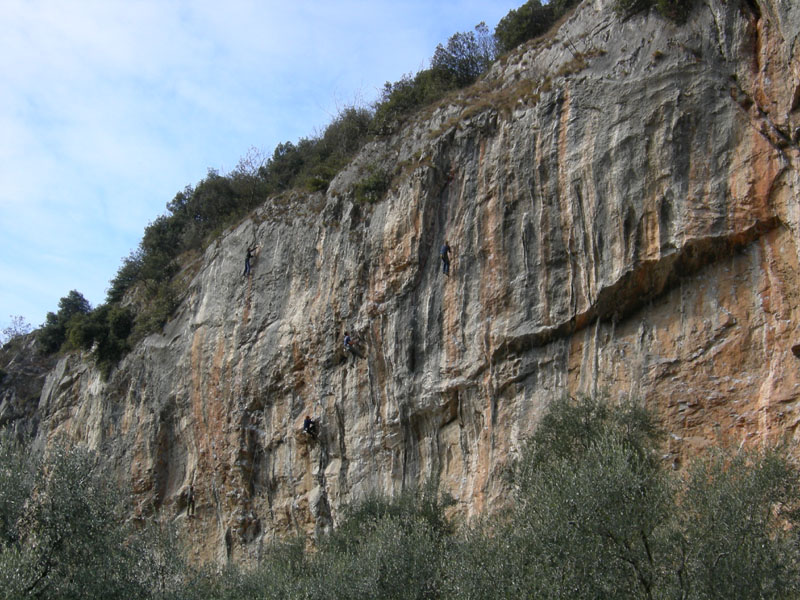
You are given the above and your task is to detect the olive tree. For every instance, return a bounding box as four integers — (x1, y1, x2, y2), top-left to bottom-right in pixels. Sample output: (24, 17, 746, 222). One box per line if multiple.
(442, 395, 800, 599)
(0, 437, 186, 599)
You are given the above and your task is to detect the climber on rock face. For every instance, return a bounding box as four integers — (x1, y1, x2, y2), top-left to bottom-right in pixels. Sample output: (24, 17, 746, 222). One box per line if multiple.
(303, 415, 318, 438)
(187, 484, 196, 517)
(343, 331, 353, 357)
(440, 240, 451, 276)
(343, 330, 362, 362)
(243, 245, 257, 277)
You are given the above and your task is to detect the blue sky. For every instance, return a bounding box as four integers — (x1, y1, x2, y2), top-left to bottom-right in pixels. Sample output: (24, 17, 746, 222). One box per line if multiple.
(0, 0, 522, 333)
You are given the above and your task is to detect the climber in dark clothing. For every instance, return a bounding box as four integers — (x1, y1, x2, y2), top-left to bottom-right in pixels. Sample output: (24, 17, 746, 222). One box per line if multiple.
(440, 241, 451, 276)
(243, 245, 256, 277)
(303, 415, 318, 438)
(187, 484, 196, 517)
(343, 331, 356, 362)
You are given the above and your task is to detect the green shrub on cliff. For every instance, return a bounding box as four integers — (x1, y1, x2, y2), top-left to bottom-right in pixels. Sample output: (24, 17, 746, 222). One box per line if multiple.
(494, 0, 555, 54)
(37, 290, 92, 354)
(37, 289, 135, 377)
(371, 22, 497, 135)
(354, 165, 391, 203)
(431, 22, 496, 87)
(65, 303, 134, 376)
(494, 0, 582, 54)
(370, 69, 457, 135)
(614, 0, 696, 22)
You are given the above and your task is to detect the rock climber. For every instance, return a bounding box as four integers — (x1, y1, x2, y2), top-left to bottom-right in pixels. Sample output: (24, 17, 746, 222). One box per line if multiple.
(303, 415, 318, 438)
(440, 240, 451, 276)
(187, 484, 196, 517)
(344, 331, 352, 352)
(243, 245, 257, 277)
(343, 331, 356, 362)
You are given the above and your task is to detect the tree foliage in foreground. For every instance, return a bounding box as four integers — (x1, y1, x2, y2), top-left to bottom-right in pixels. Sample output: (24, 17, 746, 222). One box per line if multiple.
(3, 393, 799, 599)
(0, 435, 185, 600)
(443, 395, 800, 599)
(174, 395, 800, 599)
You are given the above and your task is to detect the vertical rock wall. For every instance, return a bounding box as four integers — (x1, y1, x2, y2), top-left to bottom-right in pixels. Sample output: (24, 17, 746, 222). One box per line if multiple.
(25, 0, 800, 563)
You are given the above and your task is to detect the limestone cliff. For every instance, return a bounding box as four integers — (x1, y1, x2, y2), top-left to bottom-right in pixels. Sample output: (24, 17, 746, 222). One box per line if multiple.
(4, 0, 800, 564)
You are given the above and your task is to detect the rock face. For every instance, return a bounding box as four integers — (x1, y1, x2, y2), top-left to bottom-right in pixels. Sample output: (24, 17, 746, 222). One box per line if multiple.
(0, 335, 55, 439)
(6, 0, 800, 564)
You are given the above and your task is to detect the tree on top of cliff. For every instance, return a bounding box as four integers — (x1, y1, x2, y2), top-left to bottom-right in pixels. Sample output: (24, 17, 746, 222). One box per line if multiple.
(494, 0, 555, 54)
(430, 23, 497, 87)
(37, 290, 92, 355)
(493, 0, 582, 55)
(614, 0, 697, 23)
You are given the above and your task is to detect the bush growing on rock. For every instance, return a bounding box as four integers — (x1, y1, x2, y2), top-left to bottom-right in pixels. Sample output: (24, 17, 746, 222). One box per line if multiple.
(370, 22, 498, 135)
(494, 0, 555, 54)
(370, 69, 457, 135)
(653, 0, 695, 21)
(431, 23, 496, 87)
(106, 250, 144, 304)
(493, 0, 582, 54)
(37, 290, 92, 354)
(615, 0, 696, 22)
(64, 303, 134, 376)
(354, 166, 391, 203)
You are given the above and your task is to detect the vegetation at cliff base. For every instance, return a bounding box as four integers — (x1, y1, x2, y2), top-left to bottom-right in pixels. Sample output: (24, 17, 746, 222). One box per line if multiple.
(443, 396, 800, 599)
(0, 438, 181, 599)
(3, 394, 799, 599)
